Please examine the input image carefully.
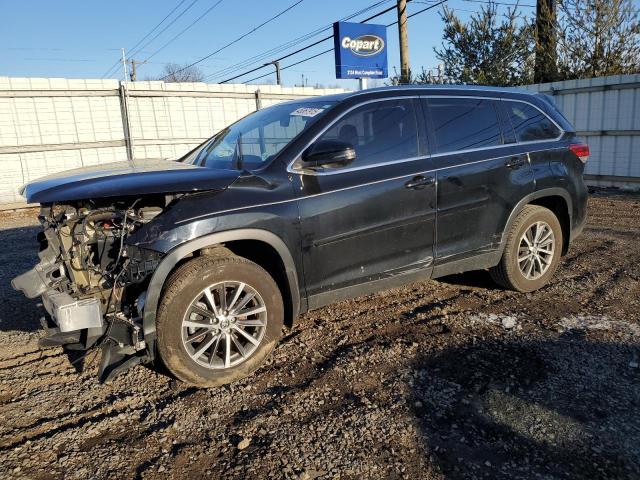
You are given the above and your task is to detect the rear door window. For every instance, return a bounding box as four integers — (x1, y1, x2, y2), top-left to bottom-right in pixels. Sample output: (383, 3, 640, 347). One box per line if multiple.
(426, 98, 503, 153)
(317, 99, 419, 168)
(503, 100, 561, 142)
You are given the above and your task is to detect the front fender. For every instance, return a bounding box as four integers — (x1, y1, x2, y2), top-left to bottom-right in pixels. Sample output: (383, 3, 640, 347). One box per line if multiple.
(141, 229, 300, 348)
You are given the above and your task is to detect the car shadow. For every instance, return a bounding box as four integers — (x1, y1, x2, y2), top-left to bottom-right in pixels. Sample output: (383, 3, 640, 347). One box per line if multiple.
(437, 270, 501, 290)
(0, 225, 43, 333)
(409, 332, 640, 479)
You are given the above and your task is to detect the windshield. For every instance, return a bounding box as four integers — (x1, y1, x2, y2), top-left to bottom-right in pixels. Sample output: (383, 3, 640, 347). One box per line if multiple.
(182, 100, 337, 170)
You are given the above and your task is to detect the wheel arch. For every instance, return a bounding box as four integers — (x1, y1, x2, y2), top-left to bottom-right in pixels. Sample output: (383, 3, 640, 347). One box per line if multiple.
(499, 188, 573, 256)
(142, 229, 301, 348)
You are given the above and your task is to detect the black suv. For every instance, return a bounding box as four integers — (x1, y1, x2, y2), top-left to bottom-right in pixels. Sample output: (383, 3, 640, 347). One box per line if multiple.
(13, 86, 588, 386)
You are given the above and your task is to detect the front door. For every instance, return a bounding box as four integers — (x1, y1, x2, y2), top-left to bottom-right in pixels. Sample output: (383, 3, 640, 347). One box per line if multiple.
(292, 98, 437, 306)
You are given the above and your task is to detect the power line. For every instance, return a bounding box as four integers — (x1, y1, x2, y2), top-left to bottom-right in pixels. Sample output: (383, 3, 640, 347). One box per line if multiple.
(204, 0, 391, 81)
(159, 0, 306, 81)
(143, 0, 225, 62)
(22, 57, 96, 62)
(101, 0, 190, 78)
(104, 0, 202, 78)
(102, 59, 125, 80)
(220, 36, 332, 83)
(127, 0, 201, 60)
(243, 47, 334, 83)
(205, 1, 387, 80)
(127, 0, 191, 55)
(242, 0, 448, 84)
(415, 0, 534, 5)
(460, 0, 535, 7)
(219, 1, 406, 84)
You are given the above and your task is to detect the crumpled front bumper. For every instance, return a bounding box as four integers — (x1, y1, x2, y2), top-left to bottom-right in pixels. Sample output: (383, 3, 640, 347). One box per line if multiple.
(41, 290, 103, 333)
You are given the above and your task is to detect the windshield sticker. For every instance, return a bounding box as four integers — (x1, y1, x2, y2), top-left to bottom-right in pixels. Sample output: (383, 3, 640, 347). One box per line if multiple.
(291, 107, 324, 117)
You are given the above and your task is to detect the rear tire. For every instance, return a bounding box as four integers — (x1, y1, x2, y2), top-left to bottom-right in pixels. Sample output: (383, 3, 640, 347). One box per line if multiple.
(156, 254, 283, 387)
(490, 205, 563, 292)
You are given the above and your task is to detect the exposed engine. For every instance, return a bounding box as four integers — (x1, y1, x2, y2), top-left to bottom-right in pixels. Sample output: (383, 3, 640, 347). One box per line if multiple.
(39, 200, 162, 307)
(12, 196, 170, 381)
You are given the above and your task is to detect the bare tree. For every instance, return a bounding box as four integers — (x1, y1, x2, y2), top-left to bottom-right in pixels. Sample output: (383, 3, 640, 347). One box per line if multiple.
(556, 0, 640, 79)
(159, 63, 206, 82)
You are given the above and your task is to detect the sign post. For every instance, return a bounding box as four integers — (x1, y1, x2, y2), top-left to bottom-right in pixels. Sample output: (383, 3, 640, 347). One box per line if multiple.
(333, 21, 388, 88)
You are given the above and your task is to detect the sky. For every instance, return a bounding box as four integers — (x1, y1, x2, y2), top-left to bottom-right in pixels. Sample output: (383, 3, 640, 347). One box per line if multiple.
(0, 0, 539, 89)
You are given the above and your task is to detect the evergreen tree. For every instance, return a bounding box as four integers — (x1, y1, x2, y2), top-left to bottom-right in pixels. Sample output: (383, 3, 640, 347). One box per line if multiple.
(434, 4, 535, 86)
(556, 0, 640, 79)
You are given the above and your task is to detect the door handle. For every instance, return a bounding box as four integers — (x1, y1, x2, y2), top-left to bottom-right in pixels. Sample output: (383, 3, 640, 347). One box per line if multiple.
(405, 175, 435, 189)
(505, 156, 526, 168)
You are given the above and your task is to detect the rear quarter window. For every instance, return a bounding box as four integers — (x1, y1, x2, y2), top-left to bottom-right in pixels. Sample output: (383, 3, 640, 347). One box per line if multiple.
(503, 100, 561, 142)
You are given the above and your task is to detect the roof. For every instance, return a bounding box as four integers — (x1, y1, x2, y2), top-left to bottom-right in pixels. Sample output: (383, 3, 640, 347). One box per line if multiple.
(344, 84, 537, 99)
(273, 84, 539, 108)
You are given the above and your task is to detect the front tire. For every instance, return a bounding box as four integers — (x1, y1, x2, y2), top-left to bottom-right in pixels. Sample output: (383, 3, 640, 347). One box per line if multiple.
(490, 205, 563, 292)
(156, 254, 283, 387)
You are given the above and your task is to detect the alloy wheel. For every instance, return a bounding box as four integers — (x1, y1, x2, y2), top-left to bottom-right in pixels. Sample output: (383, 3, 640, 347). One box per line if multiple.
(181, 281, 267, 369)
(517, 221, 555, 280)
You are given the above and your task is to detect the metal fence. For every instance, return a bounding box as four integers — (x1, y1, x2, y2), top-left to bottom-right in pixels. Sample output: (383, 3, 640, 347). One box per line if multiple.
(0, 77, 347, 209)
(523, 74, 640, 189)
(1, 74, 638, 208)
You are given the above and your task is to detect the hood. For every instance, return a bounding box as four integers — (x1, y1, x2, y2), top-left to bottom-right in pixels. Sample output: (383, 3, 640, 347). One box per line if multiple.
(20, 158, 241, 204)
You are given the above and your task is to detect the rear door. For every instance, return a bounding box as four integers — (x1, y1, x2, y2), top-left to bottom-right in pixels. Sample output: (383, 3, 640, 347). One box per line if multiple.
(293, 97, 437, 304)
(422, 96, 535, 263)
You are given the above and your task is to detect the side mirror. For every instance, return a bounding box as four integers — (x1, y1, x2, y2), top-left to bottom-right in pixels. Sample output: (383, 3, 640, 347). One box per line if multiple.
(297, 139, 356, 171)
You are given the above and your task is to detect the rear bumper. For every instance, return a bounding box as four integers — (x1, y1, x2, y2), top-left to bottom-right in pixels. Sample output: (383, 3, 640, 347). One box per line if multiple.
(572, 178, 589, 242)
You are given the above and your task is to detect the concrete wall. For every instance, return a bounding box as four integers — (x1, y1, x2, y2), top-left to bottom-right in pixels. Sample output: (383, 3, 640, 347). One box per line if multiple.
(0, 77, 347, 208)
(523, 74, 640, 189)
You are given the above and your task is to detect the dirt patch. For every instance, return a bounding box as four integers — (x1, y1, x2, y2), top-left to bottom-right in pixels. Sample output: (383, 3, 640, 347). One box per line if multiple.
(0, 195, 639, 479)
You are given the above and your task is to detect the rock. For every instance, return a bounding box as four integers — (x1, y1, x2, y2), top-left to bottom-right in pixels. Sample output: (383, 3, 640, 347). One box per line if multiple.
(629, 361, 638, 369)
(237, 437, 251, 450)
(501, 316, 517, 329)
(300, 470, 325, 480)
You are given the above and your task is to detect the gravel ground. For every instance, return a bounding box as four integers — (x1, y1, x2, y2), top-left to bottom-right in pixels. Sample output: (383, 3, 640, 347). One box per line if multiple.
(0, 193, 639, 480)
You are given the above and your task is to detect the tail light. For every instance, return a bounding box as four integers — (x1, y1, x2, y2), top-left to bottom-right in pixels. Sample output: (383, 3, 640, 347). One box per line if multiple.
(569, 143, 590, 163)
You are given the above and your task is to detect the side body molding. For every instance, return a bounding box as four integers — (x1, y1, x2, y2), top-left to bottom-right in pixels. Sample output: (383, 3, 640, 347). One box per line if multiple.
(142, 229, 300, 345)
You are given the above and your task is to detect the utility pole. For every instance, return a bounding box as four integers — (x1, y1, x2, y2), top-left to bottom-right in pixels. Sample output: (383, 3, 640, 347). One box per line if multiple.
(128, 59, 147, 82)
(121, 48, 128, 81)
(534, 0, 557, 83)
(397, 0, 410, 84)
(265, 60, 281, 85)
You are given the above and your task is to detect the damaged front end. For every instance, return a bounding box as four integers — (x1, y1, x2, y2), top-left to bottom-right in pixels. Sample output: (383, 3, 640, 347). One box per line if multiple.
(12, 197, 168, 382)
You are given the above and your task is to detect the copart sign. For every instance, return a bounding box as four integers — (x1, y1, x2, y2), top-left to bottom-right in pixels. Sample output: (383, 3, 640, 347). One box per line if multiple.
(333, 21, 388, 79)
